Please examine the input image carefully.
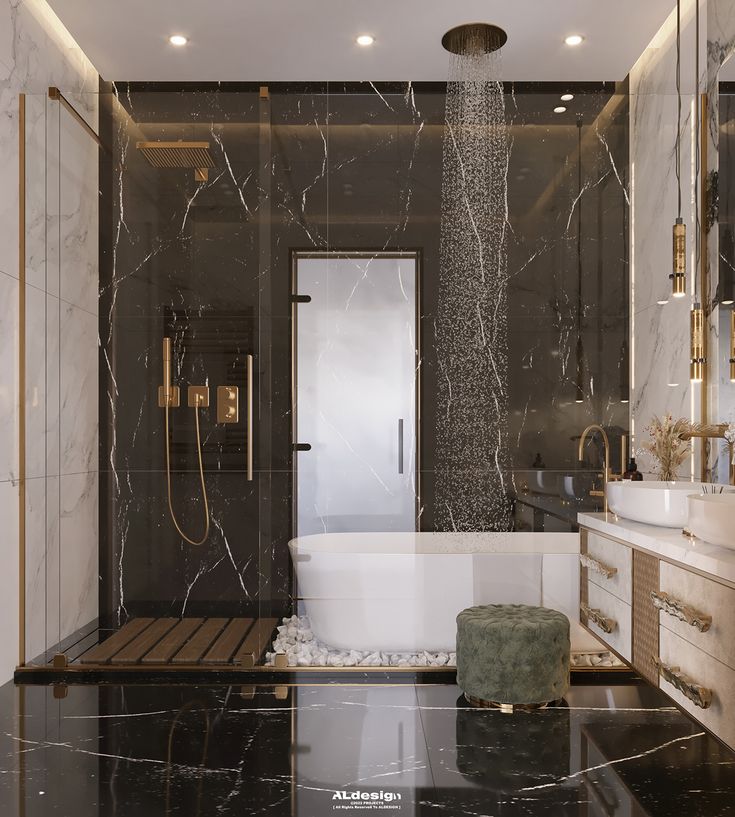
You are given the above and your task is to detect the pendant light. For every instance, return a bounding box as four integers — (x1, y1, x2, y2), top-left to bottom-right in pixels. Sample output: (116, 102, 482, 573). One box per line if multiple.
(672, 0, 687, 298)
(730, 308, 735, 382)
(690, 0, 706, 382)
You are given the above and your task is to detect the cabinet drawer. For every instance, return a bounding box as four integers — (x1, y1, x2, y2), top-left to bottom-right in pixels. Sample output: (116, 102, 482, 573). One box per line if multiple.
(584, 531, 632, 605)
(659, 628, 735, 750)
(583, 582, 632, 662)
(658, 562, 735, 671)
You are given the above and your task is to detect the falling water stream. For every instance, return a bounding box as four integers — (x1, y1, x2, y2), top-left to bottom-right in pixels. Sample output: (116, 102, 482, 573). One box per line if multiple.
(435, 38, 511, 531)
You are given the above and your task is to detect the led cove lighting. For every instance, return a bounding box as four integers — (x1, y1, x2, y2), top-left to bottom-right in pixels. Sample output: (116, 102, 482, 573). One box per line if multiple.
(560, 93, 574, 102)
(356, 34, 374, 46)
(553, 106, 567, 114)
(565, 34, 584, 46)
(169, 34, 188, 46)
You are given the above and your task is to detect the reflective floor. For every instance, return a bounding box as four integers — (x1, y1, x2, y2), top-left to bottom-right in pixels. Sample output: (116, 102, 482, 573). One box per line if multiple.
(1, 679, 734, 816)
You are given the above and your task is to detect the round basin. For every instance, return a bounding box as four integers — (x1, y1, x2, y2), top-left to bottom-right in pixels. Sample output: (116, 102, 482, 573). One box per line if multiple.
(688, 494, 735, 549)
(606, 481, 735, 528)
(515, 469, 560, 496)
(558, 472, 597, 502)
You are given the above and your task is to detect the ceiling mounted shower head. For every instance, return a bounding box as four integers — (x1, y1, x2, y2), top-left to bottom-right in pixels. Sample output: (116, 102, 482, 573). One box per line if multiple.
(441, 23, 507, 56)
(136, 141, 215, 181)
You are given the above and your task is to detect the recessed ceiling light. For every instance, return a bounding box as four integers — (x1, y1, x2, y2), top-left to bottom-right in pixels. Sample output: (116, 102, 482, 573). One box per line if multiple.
(560, 93, 574, 102)
(169, 34, 188, 46)
(667, 382, 680, 387)
(553, 106, 567, 114)
(564, 34, 584, 46)
(657, 298, 669, 305)
(356, 34, 375, 46)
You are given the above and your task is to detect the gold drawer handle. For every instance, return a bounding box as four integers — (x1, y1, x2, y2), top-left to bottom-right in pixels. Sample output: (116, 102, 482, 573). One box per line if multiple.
(580, 553, 618, 579)
(580, 603, 617, 634)
(653, 657, 712, 709)
(651, 591, 712, 633)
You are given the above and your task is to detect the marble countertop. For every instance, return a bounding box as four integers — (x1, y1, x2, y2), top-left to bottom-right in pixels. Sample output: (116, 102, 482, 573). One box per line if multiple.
(578, 512, 735, 586)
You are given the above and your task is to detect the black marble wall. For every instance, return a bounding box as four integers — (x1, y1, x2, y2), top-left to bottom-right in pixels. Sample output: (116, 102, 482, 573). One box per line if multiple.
(99, 82, 629, 626)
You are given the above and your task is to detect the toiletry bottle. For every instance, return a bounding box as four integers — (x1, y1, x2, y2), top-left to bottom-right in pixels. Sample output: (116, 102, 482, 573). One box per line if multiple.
(623, 458, 643, 481)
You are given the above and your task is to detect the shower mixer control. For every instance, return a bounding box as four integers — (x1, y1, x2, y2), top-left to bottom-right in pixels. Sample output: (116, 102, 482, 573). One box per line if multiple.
(217, 385, 239, 423)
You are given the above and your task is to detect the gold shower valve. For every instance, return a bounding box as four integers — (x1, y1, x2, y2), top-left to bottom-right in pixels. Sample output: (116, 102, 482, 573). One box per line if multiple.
(217, 385, 239, 423)
(188, 385, 210, 408)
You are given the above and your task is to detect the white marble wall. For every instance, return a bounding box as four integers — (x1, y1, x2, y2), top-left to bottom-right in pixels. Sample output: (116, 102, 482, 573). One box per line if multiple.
(630, 0, 704, 477)
(0, 0, 98, 683)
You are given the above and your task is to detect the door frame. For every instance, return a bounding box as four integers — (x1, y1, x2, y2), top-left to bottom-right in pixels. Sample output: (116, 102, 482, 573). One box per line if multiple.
(289, 248, 422, 537)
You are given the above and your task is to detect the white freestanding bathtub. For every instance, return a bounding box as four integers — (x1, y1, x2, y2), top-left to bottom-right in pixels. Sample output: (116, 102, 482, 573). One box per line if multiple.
(289, 531, 600, 654)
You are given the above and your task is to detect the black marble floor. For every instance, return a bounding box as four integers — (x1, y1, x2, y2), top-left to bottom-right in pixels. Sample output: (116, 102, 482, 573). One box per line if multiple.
(1, 679, 734, 816)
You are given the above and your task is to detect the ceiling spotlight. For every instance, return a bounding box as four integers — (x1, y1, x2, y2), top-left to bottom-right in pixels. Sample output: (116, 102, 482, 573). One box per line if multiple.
(565, 34, 584, 46)
(560, 93, 574, 102)
(657, 298, 669, 305)
(553, 106, 567, 114)
(169, 34, 188, 46)
(356, 34, 375, 46)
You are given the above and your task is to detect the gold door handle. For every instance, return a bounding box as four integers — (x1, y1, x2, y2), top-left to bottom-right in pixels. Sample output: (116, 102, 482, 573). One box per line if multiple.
(246, 354, 253, 482)
(651, 591, 712, 632)
(653, 657, 712, 709)
(580, 603, 616, 634)
(580, 553, 618, 579)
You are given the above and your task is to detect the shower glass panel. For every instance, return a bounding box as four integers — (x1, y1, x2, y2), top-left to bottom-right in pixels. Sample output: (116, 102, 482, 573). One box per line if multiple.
(21, 90, 100, 666)
(294, 252, 419, 535)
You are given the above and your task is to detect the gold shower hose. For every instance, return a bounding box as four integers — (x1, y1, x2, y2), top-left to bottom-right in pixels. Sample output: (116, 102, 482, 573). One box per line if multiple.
(164, 393, 210, 546)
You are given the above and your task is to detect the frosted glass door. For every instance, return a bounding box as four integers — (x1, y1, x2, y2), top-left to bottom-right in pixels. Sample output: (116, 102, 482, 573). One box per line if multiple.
(295, 253, 418, 535)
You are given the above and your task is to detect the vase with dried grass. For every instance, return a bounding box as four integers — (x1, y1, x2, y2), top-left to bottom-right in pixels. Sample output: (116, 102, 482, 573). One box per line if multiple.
(641, 414, 691, 482)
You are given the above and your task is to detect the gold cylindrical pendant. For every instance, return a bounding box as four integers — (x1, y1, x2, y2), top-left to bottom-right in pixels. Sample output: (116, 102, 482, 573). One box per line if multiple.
(690, 305, 705, 382)
(672, 219, 687, 297)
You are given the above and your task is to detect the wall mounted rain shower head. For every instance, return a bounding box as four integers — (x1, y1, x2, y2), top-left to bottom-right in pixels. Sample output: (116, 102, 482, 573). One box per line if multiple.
(441, 23, 507, 56)
(136, 141, 215, 181)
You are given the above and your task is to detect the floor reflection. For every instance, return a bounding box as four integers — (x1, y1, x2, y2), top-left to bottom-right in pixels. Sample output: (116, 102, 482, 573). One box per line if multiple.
(0, 680, 733, 816)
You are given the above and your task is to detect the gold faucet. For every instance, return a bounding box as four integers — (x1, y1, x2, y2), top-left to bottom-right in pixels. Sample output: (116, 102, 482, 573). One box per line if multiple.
(679, 424, 735, 486)
(578, 424, 623, 512)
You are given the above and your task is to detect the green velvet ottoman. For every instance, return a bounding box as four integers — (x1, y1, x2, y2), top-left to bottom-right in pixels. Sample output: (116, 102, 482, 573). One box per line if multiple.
(456, 604, 570, 709)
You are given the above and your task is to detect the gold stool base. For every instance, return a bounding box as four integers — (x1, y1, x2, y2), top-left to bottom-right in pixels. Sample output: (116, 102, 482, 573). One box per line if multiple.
(464, 693, 555, 712)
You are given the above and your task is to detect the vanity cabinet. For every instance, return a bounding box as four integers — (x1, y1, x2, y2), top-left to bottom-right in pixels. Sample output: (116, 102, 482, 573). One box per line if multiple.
(579, 524, 735, 751)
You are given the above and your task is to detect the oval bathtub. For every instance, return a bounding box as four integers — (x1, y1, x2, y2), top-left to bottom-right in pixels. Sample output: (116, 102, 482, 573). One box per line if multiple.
(289, 531, 599, 654)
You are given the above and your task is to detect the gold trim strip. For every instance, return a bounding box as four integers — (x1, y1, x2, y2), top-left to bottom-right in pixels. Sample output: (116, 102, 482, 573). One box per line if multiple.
(246, 354, 253, 481)
(48, 86, 105, 150)
(18, 93, 26, 668)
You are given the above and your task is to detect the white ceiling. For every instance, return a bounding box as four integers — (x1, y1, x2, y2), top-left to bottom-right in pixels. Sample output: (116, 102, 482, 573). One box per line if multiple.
(48, 0, 675, 82)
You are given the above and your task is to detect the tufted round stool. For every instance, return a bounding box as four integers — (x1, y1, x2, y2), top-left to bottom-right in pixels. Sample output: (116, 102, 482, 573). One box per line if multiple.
(456, 604, 570, 710)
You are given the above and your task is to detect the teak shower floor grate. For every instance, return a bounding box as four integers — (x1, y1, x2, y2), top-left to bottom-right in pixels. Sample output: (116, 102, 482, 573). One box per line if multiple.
(75, 617, 278, 668)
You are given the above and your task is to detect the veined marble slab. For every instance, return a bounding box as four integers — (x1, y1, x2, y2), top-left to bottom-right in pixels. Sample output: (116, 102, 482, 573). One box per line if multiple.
(579, 511, 735, 586)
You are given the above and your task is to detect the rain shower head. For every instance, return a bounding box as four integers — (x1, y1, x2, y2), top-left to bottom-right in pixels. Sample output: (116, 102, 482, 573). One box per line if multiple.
(441, 23, 507, 56)
(136, 141, 215, 181)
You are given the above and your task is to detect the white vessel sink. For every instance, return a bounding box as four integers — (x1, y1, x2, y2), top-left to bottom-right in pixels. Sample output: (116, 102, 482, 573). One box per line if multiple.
(688, 494, 735, 549)
(606, 481, 735, 528)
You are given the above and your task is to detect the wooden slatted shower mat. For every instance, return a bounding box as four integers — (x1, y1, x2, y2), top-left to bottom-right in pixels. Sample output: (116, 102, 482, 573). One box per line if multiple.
(77, 617, 279, 668)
